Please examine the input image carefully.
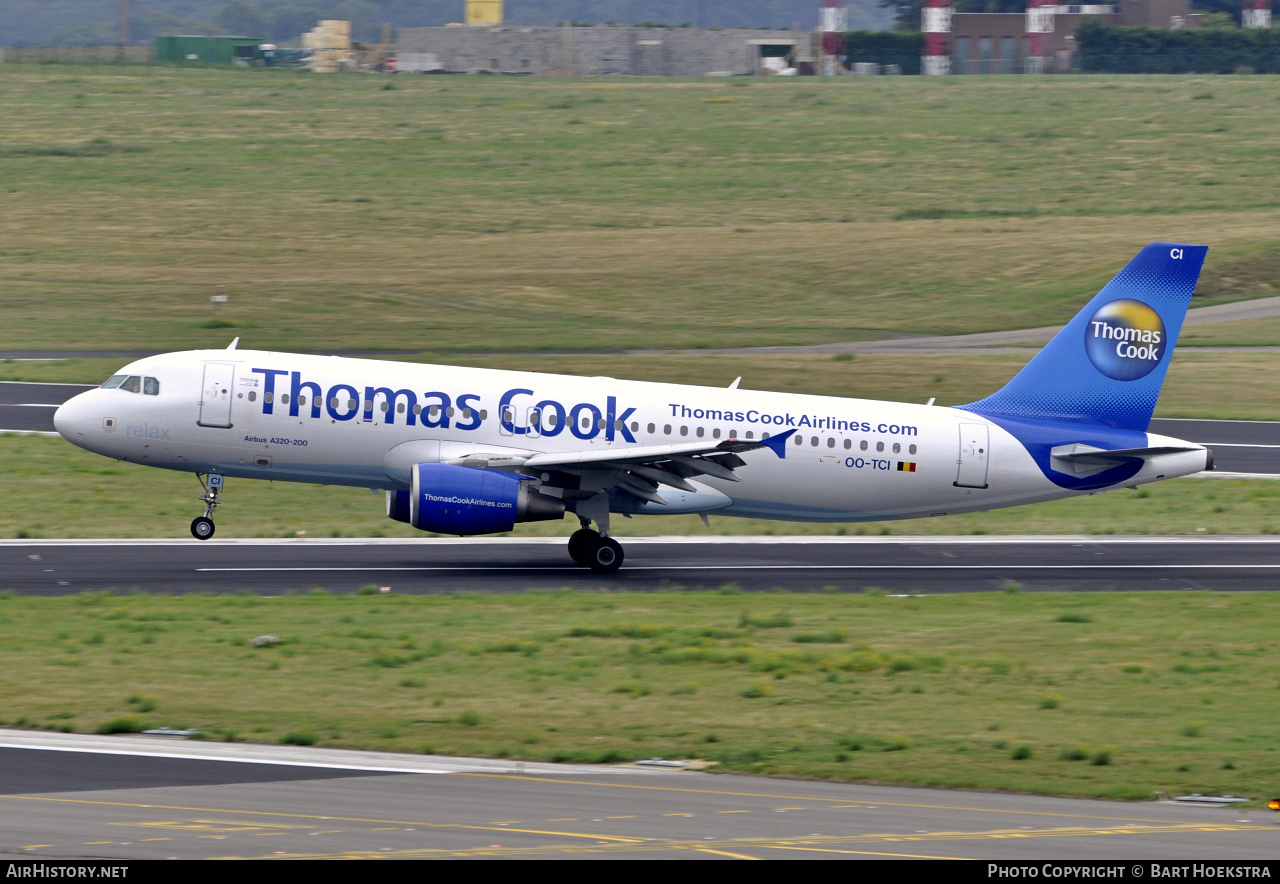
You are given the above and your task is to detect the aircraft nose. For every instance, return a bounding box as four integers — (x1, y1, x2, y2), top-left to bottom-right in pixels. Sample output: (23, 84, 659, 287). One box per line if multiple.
(53, 392, 90, 440)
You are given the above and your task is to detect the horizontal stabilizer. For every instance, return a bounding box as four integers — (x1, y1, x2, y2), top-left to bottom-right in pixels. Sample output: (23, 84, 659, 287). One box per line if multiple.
(1050, 443, 1201, 477)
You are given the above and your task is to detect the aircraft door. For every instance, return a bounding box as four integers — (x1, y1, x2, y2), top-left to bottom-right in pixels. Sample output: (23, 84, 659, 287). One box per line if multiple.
(955, 423, 990, 489)
(197, 362, 236, 429)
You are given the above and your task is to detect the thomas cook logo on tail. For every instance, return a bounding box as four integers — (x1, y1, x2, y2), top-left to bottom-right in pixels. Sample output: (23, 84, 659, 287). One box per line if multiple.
(1083, 298, 1166, 381)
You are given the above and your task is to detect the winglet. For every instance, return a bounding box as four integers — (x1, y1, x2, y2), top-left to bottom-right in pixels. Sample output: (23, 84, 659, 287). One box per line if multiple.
(227, 337, 240, 351)
(760, 429, 796, 459)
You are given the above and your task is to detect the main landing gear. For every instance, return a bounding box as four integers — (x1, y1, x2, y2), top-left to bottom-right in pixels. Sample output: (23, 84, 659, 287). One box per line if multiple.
(568, 518, 624, 575)
(191, 473, 223, 541)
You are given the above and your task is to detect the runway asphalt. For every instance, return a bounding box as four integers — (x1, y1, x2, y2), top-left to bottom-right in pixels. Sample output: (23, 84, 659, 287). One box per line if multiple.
(7, 383, 1280, 474)
(0, 382, 92, 434)
(1, 730, 1274, 860)
(5, 536, 1280, 594)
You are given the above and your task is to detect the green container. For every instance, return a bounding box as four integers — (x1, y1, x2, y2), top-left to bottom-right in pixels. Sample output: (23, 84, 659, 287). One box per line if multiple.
(154, 35, 260, 65)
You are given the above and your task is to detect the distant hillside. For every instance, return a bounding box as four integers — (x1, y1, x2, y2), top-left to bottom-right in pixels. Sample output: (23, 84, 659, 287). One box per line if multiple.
(1, 1, 894, 48)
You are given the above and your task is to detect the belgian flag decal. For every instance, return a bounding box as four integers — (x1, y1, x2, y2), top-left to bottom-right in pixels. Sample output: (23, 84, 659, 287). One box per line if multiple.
(897, 461, 917, 472)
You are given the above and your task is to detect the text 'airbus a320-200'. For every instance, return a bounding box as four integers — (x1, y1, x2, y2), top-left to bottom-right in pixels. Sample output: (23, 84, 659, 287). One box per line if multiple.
(54, 243, 1214, 573)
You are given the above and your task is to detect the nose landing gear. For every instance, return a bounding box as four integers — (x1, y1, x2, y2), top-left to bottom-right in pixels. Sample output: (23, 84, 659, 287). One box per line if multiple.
(191, 473, 223, 541)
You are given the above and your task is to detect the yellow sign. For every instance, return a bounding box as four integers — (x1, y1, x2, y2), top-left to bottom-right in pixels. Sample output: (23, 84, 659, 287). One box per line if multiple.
(466, 0, 503, 26)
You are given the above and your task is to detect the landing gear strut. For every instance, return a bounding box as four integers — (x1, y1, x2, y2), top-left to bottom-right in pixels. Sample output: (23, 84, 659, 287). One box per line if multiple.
(191, 473, 223, 541)
(567, 504, 624, 574)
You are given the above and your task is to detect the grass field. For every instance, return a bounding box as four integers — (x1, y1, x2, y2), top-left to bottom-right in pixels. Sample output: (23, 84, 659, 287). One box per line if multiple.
(3, 65, 1280, 355)
(0, 589, 1276, 801)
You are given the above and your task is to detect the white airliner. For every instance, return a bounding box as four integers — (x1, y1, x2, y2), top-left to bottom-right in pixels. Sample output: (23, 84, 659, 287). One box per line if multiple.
(54, 243, 1213, 572)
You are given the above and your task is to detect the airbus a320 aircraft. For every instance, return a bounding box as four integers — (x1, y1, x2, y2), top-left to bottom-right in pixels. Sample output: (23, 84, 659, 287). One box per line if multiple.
(54, 243, 1212, 573)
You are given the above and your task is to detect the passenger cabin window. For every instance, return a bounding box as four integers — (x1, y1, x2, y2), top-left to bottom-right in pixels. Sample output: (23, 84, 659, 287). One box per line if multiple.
(143, 377, 160, 396)
(120, 376, 142, 393)
(101, 375, 127, 389)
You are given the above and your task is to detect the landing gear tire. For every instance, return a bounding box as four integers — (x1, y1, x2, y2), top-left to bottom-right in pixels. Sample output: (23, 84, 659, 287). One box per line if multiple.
(191, 516, 215, 540)
(583, 536, 623, 574)
(567, 528, 599, 565)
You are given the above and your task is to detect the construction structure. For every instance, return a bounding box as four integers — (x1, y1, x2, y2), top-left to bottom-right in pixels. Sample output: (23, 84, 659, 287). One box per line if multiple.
(302, 19, 352, 73)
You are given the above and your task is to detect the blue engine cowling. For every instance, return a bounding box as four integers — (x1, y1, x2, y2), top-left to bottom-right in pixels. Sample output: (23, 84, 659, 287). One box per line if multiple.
(387, 463, 564, 535)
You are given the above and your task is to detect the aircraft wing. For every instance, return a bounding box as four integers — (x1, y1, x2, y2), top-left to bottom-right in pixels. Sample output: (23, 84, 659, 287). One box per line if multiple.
(447, 430, 797, 504)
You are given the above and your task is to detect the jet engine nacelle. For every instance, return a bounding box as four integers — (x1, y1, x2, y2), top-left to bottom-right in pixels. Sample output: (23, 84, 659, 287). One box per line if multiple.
(387, 463, 564, 535)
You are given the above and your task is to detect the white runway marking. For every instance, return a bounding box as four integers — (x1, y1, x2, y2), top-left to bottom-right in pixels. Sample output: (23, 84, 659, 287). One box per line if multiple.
(8, 535, 1280, 547)
(0, 729, 668, 777)
(1199, 442, 1280, 449)
(196, 563, 1280, 573)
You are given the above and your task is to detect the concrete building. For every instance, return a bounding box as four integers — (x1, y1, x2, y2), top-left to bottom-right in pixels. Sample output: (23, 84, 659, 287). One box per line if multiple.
(396, 25, 810, 76)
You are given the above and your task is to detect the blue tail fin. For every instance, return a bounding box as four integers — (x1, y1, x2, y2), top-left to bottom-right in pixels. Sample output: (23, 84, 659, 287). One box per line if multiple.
(963, 243, 1207, 431)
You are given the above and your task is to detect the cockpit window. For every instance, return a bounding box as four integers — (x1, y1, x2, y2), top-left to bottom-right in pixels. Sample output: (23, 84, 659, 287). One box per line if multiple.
(143, 377, 160, 396)
(120, 376, 142, 393)
(100, 375, 127, 389)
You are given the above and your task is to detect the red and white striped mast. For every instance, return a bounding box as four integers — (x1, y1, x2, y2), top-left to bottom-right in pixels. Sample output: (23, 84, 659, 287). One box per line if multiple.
(1242, 0, 1271, 28)
(1025, 0, 1055, 74)
(922, 0, 953, 75)
(820, 0, 848, 76)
